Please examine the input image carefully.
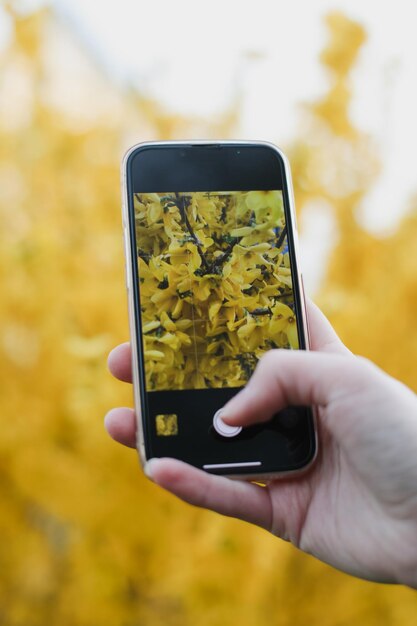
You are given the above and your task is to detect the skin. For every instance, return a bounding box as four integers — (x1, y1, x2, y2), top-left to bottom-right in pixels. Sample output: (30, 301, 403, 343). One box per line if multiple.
(105, 301, 417, 588)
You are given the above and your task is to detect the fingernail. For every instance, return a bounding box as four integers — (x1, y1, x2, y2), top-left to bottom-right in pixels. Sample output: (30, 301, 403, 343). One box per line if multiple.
(144, 457, 159, 480)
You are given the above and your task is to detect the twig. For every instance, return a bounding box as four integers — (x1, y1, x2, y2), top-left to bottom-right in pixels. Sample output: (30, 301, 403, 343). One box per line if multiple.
(175, 193, 211, 272)
(209, 239, 238, 271)
(276, 225, 287, 251)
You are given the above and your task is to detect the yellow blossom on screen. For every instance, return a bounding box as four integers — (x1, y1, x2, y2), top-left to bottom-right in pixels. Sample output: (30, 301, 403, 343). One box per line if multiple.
(135, 191, 298, 390)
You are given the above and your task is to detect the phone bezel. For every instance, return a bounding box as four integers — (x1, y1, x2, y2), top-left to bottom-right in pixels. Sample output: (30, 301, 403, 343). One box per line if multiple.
(121, 140, 317, 481)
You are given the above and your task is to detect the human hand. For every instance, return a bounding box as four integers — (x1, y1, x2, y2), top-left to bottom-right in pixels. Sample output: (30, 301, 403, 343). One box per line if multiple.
(105, 301, 417, 587)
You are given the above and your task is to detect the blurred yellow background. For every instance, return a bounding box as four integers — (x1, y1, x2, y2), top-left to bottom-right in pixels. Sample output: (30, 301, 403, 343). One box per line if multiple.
(0, 3, 416, 625)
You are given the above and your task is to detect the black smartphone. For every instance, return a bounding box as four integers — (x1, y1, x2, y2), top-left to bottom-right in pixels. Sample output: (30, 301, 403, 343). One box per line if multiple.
(121, 141, 317, 480)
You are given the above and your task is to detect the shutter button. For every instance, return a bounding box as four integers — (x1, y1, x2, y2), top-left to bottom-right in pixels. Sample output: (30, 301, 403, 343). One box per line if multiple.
(213, 410, 242, 438)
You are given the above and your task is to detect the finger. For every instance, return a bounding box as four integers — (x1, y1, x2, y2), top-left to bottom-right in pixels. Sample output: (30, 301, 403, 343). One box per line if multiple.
(305, 299, 351, 355)
(108, 342, 132, 383)
(144, 457, 272, 530)
(222, 350, 364, 428)
(104, 407, 136, 448)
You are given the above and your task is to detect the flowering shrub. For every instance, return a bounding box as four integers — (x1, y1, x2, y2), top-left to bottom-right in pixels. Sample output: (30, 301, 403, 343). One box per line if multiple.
(135, 190, 298, 390)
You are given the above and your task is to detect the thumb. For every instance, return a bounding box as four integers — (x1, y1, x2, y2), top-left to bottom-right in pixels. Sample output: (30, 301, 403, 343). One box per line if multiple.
(221, 349, 362, 428)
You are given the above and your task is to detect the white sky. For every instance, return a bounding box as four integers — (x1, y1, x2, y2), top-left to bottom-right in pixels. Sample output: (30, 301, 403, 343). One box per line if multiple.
(1, 0, 417, 239)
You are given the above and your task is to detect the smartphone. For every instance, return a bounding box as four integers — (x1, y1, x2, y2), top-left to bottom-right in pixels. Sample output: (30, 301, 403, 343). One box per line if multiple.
(121, 141, 317, 480)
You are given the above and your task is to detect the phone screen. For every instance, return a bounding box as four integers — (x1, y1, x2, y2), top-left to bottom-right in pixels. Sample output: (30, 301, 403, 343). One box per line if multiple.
(135, 190, 298, 393)
(126, 144, 315, 475)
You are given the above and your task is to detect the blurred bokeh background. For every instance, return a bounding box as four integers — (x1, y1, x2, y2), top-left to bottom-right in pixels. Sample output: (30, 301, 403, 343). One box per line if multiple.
(1, 1, 416, 624)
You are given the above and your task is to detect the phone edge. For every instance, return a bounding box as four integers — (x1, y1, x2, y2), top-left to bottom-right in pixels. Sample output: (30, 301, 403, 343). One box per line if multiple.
(121, 143, 147, 468)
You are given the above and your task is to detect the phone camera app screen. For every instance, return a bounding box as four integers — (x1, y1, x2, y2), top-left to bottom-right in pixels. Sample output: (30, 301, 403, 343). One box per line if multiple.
(134, 190, 299, 394)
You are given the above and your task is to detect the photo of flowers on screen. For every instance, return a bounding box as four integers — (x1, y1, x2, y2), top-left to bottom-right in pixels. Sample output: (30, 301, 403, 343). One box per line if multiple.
(134, 190, 298, 391)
